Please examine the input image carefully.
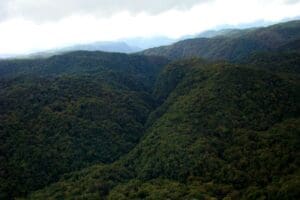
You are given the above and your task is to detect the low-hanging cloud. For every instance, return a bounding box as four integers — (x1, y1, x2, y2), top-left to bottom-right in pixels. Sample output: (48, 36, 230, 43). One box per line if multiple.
(0, 0, 210, 22)
(285, 0, 300, 4)
(1, 0, 300, 55)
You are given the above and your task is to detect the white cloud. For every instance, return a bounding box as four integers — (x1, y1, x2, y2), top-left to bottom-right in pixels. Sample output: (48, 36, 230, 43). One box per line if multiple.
(0, 0, 300, 54)
(285, 0, 300, 4)
(0, 0, 208, 22)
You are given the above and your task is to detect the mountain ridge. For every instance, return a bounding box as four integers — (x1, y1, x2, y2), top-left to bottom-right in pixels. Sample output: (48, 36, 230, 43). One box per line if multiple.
(141, 20, 300, 61)
(0, 20, 299, 200)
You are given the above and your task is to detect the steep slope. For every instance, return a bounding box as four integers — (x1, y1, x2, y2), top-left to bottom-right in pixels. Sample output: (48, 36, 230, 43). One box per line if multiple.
(196, 28, 256, 39)
(0, 51, 169, 198)
(277, 39, 300, 52)
(0, 51, 168, 88)
(27, 59, 300, 199)
(242, 51, 300, 75)
(141, 20, 300, 61)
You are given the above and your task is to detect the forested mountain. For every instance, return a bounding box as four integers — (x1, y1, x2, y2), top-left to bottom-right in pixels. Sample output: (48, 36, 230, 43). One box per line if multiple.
(26, 57, 300, 200)
(141, 20, 300, 61)
(0, 52, 168, 198)
(242, 51, 300, 74)
(0, 20, 299, 200)
(196, 28, 246, 38)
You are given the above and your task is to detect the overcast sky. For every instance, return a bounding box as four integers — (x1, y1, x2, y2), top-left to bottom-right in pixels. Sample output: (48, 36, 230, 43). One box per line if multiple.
(0, 0, 300, 55)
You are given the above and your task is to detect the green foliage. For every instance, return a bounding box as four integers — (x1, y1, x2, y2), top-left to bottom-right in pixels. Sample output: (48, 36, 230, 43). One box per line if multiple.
(1, 21, 300, 199)
(26, 58, 300, 200)
(0, 52, 168, 198)
(124, 63, 299, 187)
(25, 164, 132, 200)
(242, 51, 300, 74)
(108, 179, 217, 200)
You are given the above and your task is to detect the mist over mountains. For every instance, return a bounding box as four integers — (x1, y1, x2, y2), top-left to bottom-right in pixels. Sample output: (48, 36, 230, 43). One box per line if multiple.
(0, 19, 299, 200)
(3, 18, 300, 59)
(142, 20, 300, 61)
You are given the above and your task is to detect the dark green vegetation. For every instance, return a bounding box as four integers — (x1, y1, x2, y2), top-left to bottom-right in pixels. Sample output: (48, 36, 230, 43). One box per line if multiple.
(1, 20, 300, 200)
(142, 20, 300, 61)
(0, 52, 168, 198)
(25, 56, 300, 200)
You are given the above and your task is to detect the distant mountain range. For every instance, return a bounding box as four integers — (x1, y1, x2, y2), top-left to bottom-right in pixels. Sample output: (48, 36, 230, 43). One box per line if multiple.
(5, 37, 177, 59)
(2, 18, 299, 59)
(26, 41, 141, 58)
(124, 36, 176, 49)
(49, 36, 177, 55)
(62, 41, 141, 53)
(141, 20, 300, 61)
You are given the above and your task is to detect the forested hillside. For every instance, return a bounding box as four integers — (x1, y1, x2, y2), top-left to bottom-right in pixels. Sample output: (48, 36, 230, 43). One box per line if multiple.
(26, 56, 300, 199)
(0, 52, 168, 198)
(141, 20, 300, 61)
(0, 20, 299, 200)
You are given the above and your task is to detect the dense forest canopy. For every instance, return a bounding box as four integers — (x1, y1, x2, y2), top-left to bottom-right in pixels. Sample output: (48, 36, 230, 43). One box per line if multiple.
(0, 20, 299, 200)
